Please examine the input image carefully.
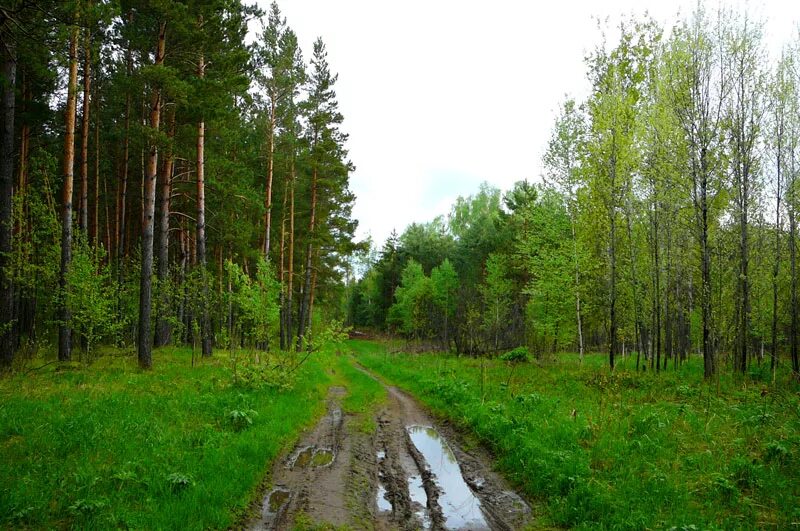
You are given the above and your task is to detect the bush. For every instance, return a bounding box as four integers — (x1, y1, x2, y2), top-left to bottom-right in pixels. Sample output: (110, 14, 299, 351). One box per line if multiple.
(501, 346, 530, 363)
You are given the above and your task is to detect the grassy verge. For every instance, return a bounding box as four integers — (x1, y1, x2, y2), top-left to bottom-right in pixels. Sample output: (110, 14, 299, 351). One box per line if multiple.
(0, 347, 333, 530)
(352, 340, 800, 529)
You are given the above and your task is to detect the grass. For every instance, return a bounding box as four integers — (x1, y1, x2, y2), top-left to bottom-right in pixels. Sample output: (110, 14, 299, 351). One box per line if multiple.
(0, 346, 338, 530)
(352, 339, 800, 529)
(332, 352, 386, 434)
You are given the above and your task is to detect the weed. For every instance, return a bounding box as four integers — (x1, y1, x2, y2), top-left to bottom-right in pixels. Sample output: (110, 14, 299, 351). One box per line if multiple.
(167, 472, 194, 492)
(227, 408, 258, 432)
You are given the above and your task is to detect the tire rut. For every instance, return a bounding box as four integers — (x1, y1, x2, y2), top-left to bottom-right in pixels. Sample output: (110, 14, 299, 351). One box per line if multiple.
(249, 368, 534, 530)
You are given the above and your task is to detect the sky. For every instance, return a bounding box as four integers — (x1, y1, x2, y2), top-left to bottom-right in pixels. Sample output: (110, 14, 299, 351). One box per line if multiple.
(252, 0, 800, 248)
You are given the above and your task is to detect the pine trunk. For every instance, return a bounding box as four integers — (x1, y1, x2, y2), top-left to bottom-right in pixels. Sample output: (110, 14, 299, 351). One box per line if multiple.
(0, 41, 16, 368)
(93, 80, 100, 248)
(279, 171, 289, 350)
(137, 21, 166, 370)
(196, 50, 212, 358)
(286, 167, 295, 350)
(59, 27, 79, 362)
(297, 167, 316, 349)
(154, 107, 175, 347)
(117, 11, 133, 268)
(263, 96, 275, 259)
(79, 26, 91, 235)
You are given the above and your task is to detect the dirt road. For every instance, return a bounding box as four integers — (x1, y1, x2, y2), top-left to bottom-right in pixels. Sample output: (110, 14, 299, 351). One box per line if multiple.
(249, 367, 532, 530)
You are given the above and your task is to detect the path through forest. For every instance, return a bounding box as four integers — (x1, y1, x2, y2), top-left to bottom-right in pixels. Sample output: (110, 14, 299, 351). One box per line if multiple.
(248, 365, 532, 530)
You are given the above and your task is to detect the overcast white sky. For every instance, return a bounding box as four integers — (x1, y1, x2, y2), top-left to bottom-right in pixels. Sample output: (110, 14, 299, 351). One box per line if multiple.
(252, 0, 800, 247)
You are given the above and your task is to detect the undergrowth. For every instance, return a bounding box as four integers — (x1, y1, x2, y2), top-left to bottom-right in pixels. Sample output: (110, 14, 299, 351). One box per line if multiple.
(0, 346, 332, 529)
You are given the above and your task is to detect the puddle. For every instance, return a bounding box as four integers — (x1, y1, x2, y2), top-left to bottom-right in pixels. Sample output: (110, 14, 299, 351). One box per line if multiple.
(292, 446, 314, 467)
(288, 446, 335, 469)
(311, 449, 334, 467)
(267, 487, 290, 513)
(407, 425, 488, 530)
(408, 473, 431, 529)
(376, 449, 386, 460)
(376, 483, 392, 512)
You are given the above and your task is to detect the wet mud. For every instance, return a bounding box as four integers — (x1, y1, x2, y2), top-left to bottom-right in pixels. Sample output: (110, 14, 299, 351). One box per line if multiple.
(249, 371, 533, 530)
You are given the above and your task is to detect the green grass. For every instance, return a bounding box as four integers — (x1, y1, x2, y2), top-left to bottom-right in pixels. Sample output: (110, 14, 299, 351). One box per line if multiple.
(0, 346, 336, 529)
(353, 339, 800, 529)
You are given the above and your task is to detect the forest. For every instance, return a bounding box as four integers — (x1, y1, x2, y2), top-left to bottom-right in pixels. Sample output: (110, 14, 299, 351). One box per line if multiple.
(0, 0, 360, 371)
(2, 1, 800, 529)
(349, 8, 800, 380)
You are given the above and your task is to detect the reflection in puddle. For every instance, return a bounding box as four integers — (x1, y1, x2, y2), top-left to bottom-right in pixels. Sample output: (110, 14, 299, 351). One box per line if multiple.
(407, 425, 488, 530)
(408, 473, 431, 529)
(376, 483, 392, 512)
(376, 449, 386, 460)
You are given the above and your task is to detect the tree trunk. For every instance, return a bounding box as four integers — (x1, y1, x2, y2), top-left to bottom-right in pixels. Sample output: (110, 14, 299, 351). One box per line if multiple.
(570, 215, 584, 362)
(177, 222, 188, 343)
(137, 21, 166, 370)
(279, 169, 289, 350)
(608, 158, 618, 371)
(59, 26, 80, 362)
(790, 153, 799, 375)
(17, 70, 28, 193)
(297, 166, 317, 349)
(79, 24, 91, 235)
(154, 107, 175, 347)
(263, 94, 275, 259)
(196, 50, 212, 358)
(771, 122, 783, 379)
(117, 91, 130, 266)
(648, 192, 662, 374)
(286, 165, 295, 350)
(0, 40, 16, 368)
(700, 173, 714, 378)
(308, 257, 318, 343)
(738, 167, 750, 374)
(625, 196, 646, 370)
(117, 11, 133, 270)
(93, 79, 100, 248)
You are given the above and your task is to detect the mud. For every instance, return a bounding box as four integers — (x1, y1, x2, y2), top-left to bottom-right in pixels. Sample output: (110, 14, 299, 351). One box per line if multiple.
(249, 370, 533, 530)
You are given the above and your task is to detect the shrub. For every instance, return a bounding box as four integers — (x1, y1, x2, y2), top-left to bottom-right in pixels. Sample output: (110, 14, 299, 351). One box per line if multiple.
(501, 346, 530, 363)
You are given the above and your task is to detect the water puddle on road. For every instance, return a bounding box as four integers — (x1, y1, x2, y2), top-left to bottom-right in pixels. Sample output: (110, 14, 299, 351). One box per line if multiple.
(376, 483, 392, 512)
(288, 446, 335, 469)
(267, 487, 290, 513)
(408, 472, 431, 529)
(407, 425, 489, 530)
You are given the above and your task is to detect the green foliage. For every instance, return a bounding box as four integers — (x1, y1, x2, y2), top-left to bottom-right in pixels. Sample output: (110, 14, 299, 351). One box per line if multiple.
(229, 351, 295, 391)
(226, 408, 258, 432)
(388, 259, 433, 337)
(226, 257, 280, 346)
(500, 346, 530, 363)
(63, 236, 123, 355)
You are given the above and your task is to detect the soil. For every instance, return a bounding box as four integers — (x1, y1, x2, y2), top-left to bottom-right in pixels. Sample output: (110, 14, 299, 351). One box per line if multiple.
(248, 368, 534, 530)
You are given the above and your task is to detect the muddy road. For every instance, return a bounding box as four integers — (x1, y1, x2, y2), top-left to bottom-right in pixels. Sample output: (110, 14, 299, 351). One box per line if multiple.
(249, 368, 532, 530)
